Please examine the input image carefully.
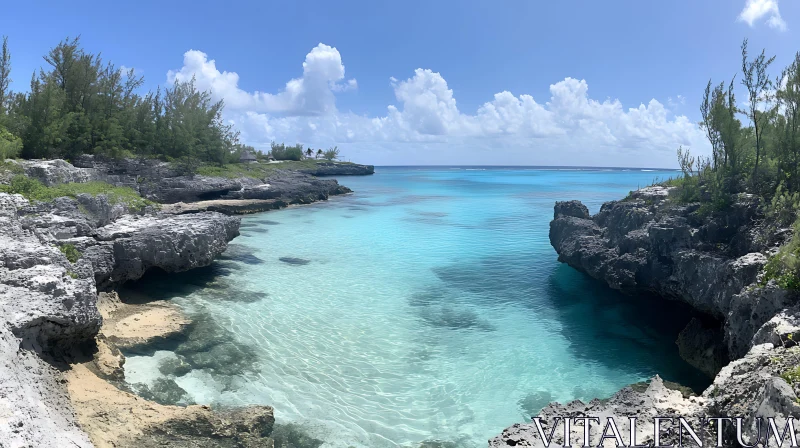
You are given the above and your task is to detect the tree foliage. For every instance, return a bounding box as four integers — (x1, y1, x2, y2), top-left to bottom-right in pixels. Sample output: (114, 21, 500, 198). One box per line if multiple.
(0, 36, 240, 172)
(323, 146, 340, 161)
(672, 39, 800, 207)
(669, 41, 800, 287)
(270, 142, 304, 161)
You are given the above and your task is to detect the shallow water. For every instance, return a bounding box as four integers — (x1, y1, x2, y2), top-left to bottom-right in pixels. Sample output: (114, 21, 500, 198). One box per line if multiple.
(121, 166, 708, 448)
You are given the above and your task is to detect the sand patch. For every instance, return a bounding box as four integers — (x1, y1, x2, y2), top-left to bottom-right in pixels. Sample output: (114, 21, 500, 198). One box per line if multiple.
(99, 292, 190, 349)
(66, 292, 275, 447)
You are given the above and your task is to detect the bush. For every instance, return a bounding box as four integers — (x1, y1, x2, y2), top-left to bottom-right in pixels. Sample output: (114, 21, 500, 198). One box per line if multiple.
(58, 243, 82, 263)
(765, 183, 800, 228)
(762, 219, 800, 290)
(323, 146, 340, 161)
(0, 175, 154, 211)
(270, 142, 304, 161)
(0, 128, 22, 160)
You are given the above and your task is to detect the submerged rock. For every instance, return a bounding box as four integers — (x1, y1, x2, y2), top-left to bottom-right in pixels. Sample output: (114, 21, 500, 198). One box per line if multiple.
(270, 423, 325, 448)
(131, 377, 195, 406)
(158, 355, 193, 377)
(279, 257, 311, 265)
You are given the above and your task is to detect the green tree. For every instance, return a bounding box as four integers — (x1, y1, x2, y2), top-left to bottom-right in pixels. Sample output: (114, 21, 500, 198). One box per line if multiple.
(323, 146, 340, 161)
(0, 127, 21, 159)
(741, 38, 776, 187)
(775, 53, 800, 190)
(0, 36, 11, 115)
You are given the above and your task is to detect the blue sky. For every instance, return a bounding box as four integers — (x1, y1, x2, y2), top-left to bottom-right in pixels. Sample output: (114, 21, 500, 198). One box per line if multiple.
(1, 0, 799, 167)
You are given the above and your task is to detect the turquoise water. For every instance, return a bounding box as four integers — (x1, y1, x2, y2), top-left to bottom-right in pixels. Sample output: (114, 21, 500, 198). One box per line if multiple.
(122, 167, 708, 448)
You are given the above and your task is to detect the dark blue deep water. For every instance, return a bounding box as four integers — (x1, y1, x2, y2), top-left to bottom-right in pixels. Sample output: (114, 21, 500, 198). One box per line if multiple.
(123, 166, 708, 447)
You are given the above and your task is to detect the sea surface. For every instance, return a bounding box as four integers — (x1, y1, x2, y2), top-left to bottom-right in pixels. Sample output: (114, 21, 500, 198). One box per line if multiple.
(121, 166, 709, 448)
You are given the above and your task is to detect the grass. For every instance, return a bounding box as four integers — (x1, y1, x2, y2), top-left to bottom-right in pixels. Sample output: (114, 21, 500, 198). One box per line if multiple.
(196, 159, 356, 179)
(782, 365, 800, 384)
(58, 243, 82, 263)
(0, 160, 24, 175)
(0, 175, 155, 211)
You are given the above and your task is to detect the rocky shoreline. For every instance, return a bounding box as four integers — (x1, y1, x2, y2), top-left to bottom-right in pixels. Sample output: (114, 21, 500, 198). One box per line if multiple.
(0, 157, 372, 446)
(490, 186, 800, 447)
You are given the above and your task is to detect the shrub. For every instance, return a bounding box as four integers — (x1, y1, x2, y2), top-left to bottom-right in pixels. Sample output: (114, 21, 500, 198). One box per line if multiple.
(0, 175, 154, 211)
(762, 219, 800, 290)
(765, 183, 800, 228)
(58, 244, 82, 263)
(0, 128, 22, 160)
(323, 146, 340, 161)
(270, 142, 304, 161)
(782, 365, 800, 384)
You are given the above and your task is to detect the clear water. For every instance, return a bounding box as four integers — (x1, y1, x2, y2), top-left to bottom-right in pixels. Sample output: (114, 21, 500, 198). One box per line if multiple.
(121, 167, 708, 448)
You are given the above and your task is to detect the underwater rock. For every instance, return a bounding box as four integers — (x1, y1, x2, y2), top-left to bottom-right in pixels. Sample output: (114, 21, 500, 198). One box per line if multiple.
(418, 306, 494, 331)
(270, 423, 325, 448)
(517, 391, 553, 417)
(172, 313, 260, 377)
(158, 355, 193, 377)
(279, 257, 311, 265)
(132, 377, 194, 406)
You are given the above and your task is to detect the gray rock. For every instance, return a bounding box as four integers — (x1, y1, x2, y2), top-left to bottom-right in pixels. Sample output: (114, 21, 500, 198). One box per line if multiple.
(548, 194, 771, 355)
(21, 159, 99, 186)
(553, 200, 589, 219)
(298, 161, 375, 176)
(225, 170, 352, 204)
(491, 343, 800, 447)
(0, 193, 97, 447)
(676, 317, 727, 377)
(751, 303, 800, 350)
(489, 375, 706, 447)
(492, 191, 800, 447)
(90, 212, 240, 288)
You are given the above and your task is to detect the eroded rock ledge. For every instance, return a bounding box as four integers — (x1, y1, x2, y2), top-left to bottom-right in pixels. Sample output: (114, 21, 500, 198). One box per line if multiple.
(0, 187, 270, 445)
(0, 156, 371, 446)
(548, 187, 787, 368)
(490, 187, 800, 447)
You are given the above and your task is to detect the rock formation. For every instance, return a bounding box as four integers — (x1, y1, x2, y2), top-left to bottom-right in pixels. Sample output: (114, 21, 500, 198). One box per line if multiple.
(491, 186, 800, 447)
(58, 155, 368, 204)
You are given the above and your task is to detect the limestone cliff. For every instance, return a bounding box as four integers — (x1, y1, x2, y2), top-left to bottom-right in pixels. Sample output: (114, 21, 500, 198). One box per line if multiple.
(490, 186, 800, 447)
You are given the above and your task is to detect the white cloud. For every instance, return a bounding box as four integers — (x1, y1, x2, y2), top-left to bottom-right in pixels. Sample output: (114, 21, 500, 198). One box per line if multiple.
(120, 65, 142, 76)
(668, 95, 686, 109)
(166, 45, 709, 168)
(167, 43, 357, 116)
(738, 0, 787, 31)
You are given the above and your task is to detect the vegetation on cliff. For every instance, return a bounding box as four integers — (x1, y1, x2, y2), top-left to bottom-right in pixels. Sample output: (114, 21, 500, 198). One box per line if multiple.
(660, 40, 800, 287)
(0, 36, 347, 176)
(668, 40, 800, 203)
(0, 175, 154, 210)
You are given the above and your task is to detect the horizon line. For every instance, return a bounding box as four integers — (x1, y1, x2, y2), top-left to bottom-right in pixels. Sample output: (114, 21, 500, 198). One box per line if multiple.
(366, 164, 679, 171)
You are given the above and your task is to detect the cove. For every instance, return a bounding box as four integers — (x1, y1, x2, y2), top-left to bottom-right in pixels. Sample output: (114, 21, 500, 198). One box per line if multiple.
(119, 167, 710, 448)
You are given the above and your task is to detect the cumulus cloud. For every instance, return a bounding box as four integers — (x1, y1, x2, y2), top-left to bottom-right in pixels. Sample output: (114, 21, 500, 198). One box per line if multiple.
(167, 43, 356, 116)
(738, 0, 788, 31)
(166, 44, 709, 168)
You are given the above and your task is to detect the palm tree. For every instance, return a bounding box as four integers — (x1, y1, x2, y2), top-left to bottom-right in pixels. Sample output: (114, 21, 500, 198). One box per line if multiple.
(305, 148, 313, 158)
(316, 149, 323, 159)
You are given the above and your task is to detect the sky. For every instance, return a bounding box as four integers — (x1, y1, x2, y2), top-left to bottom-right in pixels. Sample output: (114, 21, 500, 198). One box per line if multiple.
(1, 0, 799, 167)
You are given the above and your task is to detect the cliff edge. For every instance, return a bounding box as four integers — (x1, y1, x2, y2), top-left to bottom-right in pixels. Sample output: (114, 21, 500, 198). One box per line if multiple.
(490, 186, 800, 447)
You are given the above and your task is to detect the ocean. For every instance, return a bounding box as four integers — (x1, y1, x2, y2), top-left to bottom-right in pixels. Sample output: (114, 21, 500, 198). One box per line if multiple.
(121, 166, 709, 448)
